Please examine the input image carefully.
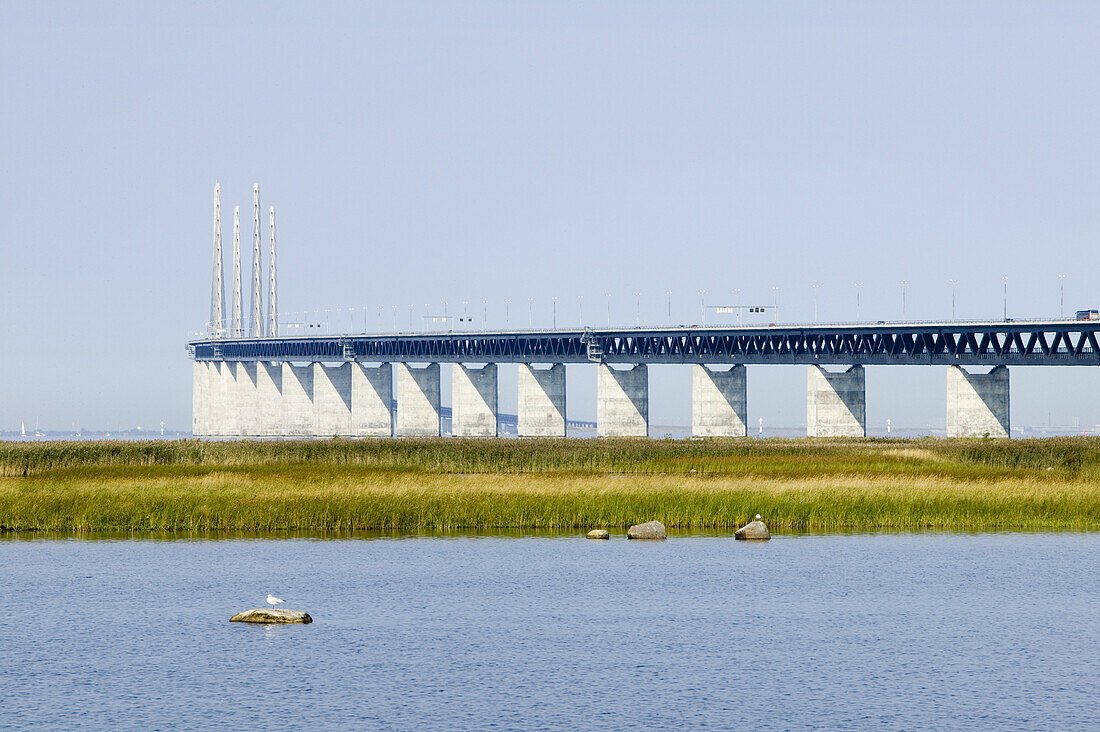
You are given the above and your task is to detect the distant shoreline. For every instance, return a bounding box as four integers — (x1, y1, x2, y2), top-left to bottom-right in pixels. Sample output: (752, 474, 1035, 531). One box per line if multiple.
(2, 438, 1098, 533)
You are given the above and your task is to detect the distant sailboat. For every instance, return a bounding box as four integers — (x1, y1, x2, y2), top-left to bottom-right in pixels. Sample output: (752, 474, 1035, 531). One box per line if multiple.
(34, 418, 45, 438)
(21, 421, 26, 438)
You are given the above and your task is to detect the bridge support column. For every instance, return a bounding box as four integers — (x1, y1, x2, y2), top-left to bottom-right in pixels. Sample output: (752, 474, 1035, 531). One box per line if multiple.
(217, 361, 240, 436)
(235, 362, 259, 436)
(313, 363, 352, 437)
(352, 363, 393, 437)
(192, 361, 208, 436)
(281, 363, 315, 437)
(517, 364, 566, 437)
(255, 362, 283, 436)
(807, 365, 866, 437)
(452, 364, 498, 437)
(692, 365, 747, 437)
(395, 363, 441, 437)
(597, 364, 648, 437)
(947, 365, 1010, 438)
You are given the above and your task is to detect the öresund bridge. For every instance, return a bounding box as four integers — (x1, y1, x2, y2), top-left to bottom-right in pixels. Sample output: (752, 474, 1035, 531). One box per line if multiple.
(189, 185, 1100, 439)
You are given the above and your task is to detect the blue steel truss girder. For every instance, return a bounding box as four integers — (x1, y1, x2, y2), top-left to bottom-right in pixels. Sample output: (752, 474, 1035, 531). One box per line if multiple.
(188, 321, 1100, 367)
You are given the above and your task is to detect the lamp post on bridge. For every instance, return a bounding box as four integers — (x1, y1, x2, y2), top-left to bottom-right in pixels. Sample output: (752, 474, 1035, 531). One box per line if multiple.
(812, 284, 820, 323)
(635, 292, 641, 326)
(578, 295, 583, 326)
(949, 279, 957, 320)
(552, 297, 558, 328)
(854, 283, 862, 322)
(666, 291, 672, 325)
(900, 281, 908, 320)
(606, 293, 612, 326)
(482, 300, 488, 325)
(505, 299, 511, 326)
(734, 288, 741, 324)
(1002, 275, 1008, 321)
(699, 289, 706, 326)
(772, 287, 780, 322)
(1058, 274, 1066, 318)
(527, 297, 534, 328)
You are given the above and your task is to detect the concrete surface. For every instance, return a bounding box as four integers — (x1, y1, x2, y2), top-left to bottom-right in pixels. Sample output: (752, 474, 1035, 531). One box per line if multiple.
(806, 365, 866, 437)
(452, 364, 498, 437)
(946, 365, 1010, 438)
(597, 363, 648, 437)
(517, 364, 566, 437)
(691, 364, 747, 437)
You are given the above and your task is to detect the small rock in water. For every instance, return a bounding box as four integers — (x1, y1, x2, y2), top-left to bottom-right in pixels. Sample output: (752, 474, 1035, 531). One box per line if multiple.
(626, 520, 667, 540)
(230, 608, 313, 624)
(586, 529, 610, 540)
(735, 518, 770, 541)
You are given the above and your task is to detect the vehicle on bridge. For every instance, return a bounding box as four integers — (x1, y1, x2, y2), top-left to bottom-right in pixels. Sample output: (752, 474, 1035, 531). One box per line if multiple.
(1076, 309, 1099, 321)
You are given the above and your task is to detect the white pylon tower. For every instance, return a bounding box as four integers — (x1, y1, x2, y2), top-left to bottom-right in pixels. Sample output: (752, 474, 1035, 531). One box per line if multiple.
(209, 183, 224, 338)
(231, 205, 243, 337)
(267, 205, 278, 336)
(249, 184, 264, 337)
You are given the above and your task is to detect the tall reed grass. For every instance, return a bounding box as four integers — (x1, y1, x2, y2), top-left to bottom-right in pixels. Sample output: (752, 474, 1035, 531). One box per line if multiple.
(1, 438, 1097, 532)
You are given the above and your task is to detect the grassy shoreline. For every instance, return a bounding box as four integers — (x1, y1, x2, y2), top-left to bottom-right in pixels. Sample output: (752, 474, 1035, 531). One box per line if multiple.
(2, 438, 1099, 533)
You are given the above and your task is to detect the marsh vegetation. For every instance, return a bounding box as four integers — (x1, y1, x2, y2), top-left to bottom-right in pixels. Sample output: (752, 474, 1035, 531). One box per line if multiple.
(1, 438, 1097, 533)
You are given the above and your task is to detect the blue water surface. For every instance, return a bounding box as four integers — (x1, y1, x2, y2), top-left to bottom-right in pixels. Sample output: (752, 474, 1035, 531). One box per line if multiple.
(1, 532, 1097, 730)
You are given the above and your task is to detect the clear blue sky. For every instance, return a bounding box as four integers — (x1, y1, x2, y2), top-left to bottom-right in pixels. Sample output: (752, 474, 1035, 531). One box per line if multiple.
(2, 1, 1099, 432)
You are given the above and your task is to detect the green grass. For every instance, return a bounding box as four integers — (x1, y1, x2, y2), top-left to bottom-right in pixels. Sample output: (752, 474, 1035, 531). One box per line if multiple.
(1, 438, 1098, 533)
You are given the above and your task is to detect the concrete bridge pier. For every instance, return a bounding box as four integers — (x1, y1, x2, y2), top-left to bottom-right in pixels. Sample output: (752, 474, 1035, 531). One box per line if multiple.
(395, 363, 441, 437)
(192, 361, 209, 436)
(452, 364, 498, 437)
(313, 363, 352, 437)
(692, 364, 747, 437)
(235, 362, 259, 436)
(807, 365, 866, 437)
(255, 361, 283, 436)
(352, 363, 393, 436)
(217, 361, 239, 436)
(517, 364, 566, 436)
(281, 363, 315, 437)
(947, 365, 1010, 438)
(597, 364, 648, 437)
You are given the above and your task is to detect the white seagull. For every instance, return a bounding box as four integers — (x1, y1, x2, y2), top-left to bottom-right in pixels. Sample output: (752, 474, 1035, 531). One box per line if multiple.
(266, 594, 285, 609)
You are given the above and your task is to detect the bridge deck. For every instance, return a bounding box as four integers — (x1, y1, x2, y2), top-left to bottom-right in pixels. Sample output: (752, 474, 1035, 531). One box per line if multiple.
(189, 319, 1100, 367)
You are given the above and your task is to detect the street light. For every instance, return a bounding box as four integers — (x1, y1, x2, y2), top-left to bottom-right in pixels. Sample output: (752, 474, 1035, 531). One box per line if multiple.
(1002, 275, 1008, 321)
(812, 284, 820, 323)
(949, 279, 958, 320)
(505, 298, 511, 326)
(578, 295, 584, 325)
(772, 287, 780, 322)
(854, 283, 862, 322)
(699, 289, 706, 326)
(482, 300, 488, 324)
(552, 296, 558, 328)
(391, 305, 397, 332)
(733, 288, 741, 324)
(605, 293, 612, 326)
(1058, 274, 1066, 318)
(635, 292, 641, 326)
(527, 297, 534, 328)
(665, 291, 672, 324)
(900, 281, 908, 320)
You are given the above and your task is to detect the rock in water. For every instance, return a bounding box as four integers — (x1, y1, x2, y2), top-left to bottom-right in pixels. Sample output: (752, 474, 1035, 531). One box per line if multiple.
(230, 608, 313, 624)
(735, 520, 770, 541)
(626, 520, 667, 540)
(586, 529, 610, 540)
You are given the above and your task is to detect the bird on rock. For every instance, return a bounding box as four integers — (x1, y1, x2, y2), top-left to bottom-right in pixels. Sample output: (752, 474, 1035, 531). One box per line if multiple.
(266, 594, 285, 609)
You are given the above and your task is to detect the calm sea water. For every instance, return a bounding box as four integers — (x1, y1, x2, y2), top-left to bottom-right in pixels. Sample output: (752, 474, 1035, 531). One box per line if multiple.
(1, 532, 1097, 730)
